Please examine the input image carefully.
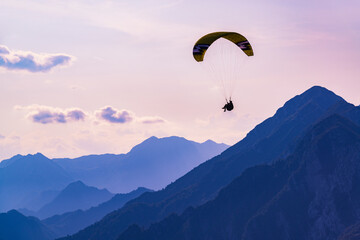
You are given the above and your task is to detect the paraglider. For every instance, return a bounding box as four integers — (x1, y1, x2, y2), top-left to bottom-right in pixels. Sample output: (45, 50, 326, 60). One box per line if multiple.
(192, 32, 254, 112)
(222, 99, 234, 112)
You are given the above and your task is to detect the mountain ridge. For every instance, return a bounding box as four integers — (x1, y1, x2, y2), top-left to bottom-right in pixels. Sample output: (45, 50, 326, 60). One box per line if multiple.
(36, 181, 114, 219)
(0, 210, 55, 240)
(59, 86, 356, 240)
(116, 114, 360, 240)
(54, 136, 228, 193)
(42, 187, 152, 238)
(1, 136, 226, 212)
(0, 153, 73, 212)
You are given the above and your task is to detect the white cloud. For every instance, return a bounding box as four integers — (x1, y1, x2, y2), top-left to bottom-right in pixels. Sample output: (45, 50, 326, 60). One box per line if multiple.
(0, 45, 74, 72)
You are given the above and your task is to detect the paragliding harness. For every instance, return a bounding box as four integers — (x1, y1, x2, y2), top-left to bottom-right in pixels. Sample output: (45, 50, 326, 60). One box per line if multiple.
(222, 98, 234, 112)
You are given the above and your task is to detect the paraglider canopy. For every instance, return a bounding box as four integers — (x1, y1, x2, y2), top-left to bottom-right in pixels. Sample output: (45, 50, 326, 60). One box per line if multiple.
(193, 32, 254, 62)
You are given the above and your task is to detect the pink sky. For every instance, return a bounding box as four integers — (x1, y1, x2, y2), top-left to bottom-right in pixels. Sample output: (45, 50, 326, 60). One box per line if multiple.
(0, 0, 359, 159)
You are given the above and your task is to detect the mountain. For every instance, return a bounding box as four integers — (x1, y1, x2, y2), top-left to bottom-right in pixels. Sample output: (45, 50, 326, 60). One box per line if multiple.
(54, 137, 228, 193)
(59, 86, 357, 240)
(43, 187, 152, 238)
(0, 210, 54, 240)
(0, 153, 73, 212)
(36, 181, 114, 219)
(0, 137, 226, 213)
(0, 154, 23, 168)
(20, 189, 60, 212)
(338, 223, 360, 240)
(117, 115, 360, 240)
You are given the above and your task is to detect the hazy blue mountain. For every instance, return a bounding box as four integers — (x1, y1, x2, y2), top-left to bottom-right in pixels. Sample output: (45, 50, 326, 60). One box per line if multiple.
(117, 115, 360, 240)
(21, 189, 60, 212)
(36, 181, 113, 219)
(0, 154, 23, 168)
(59, 86, 355, 240)
(0, 153, 73, 212)
(17, 208, 38, 217)
(54, 137, 228, 193)
(43, 187, 152, 238)
(0, 210, 54, 240)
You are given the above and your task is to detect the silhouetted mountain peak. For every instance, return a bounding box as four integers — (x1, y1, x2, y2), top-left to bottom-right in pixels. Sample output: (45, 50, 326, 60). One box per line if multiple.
(201, 139, 227, 148)
(15, 153, 56, 167)
(0, 154, 23, 168)
(0, 210, 55, 240)
(129, 136, 188, 152)
(276, 86, 344, 117)
(61, 181, 109, 195)
(0, 152, 73, 212)
(6, 153, 72, 180)
(6, 209, 23, 218)
(126, 136, 197, 158)
(67, 180, 86, 187)
(143, 136, 158, 143)
(235, 86, 347, 152)
(60, 181, 89, 193)
(36, 181, 114, 219)
(22, 152, 47, 159)
(0, 210, 54, 240)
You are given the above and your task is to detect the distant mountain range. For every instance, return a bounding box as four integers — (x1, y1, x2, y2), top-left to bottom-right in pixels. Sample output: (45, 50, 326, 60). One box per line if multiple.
(59, 86, 360, 240)
(0, 137, 227, 212)
(43, 187, 152, 238)
(54, 137, 229, 193)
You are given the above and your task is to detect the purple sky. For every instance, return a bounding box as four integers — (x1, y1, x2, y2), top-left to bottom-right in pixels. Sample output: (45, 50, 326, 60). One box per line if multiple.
(0, 0, 359, 159)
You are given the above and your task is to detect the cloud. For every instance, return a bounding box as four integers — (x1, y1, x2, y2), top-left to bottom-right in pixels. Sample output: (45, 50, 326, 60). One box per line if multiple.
(32, 111, 66, 124)
(67, 110, 86, 121)
(96, 106, 166, 124)
(16, 105, 86, 124)
(0, 46, 10, 54)
(0, 45, 73, 72)
(97, 106, 133, 124)
(0, 134, 5, 139)
(17, 104, 165, 125)
(140, 116, 165, 124)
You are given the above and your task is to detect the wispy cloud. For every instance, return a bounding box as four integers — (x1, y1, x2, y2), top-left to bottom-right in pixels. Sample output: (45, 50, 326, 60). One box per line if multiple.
(0, 45, 73, 72)
(140, 116, 165, 124)
(16, 105, 86, 124)
(96, 106, 133, 124)
(0, 134, 5, 139)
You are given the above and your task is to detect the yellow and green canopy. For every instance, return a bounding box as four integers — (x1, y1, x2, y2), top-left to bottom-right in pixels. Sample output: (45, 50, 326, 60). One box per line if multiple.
(193, 32, 254, 62)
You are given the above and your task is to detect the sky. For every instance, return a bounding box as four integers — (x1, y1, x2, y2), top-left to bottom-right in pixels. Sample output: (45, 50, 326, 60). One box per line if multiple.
(0, 0, 359, 160)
